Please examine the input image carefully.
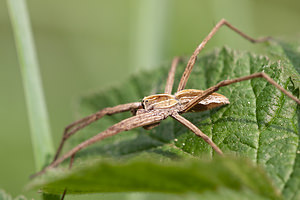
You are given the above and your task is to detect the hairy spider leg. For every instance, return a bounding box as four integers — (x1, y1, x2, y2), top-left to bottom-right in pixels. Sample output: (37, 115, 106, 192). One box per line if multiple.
(177, 18, 271, 92)
(164, 57, 181, 94)
(53, 102, 142, 162)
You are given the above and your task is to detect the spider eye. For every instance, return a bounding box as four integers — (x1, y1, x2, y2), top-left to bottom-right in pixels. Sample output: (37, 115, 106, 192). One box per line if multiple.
(145, 100, 148, 103)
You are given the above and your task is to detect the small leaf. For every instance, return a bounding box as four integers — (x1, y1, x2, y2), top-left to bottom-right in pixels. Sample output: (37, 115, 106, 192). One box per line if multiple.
(29, 44, 299, 199)
(27, 157, 279, 199)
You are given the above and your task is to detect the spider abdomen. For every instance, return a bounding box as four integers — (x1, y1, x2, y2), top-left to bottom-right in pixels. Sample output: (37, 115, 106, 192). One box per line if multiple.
(175, 89, 230, 112)
(142, 89, 229, 112)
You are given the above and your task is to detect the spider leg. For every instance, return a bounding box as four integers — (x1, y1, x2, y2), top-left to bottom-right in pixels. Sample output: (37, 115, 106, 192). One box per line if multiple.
(181, 72, 300, 113)
(53, 102, 142, 162)
(33, 109, 169, 177)
(171, 113, 223, 155)
(164, 57, 181, 94)
(177, 19, 271, 92)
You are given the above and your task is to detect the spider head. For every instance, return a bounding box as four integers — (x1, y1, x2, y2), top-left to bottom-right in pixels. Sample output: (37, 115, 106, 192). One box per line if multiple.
(141, 99, 147, 109)
(142, 94, 178, 111)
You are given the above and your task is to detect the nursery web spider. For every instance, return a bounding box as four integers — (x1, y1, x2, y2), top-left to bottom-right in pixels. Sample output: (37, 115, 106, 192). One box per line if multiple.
(35, 19, 300, 179)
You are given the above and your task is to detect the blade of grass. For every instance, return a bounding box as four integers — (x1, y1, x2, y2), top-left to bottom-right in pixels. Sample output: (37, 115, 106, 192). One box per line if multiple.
(7, 2, 58, 199)
(7, 0, 54, 171)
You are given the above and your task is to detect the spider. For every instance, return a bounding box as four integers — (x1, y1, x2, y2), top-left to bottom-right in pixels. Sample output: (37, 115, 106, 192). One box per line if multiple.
(35, 19, 300, 178)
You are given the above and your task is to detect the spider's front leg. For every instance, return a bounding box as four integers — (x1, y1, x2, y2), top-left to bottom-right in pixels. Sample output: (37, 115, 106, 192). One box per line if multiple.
(33, 109, 170, 177)
(53, 102, 142, 162)
(177, 19, 271, 92)
(164, 57, 181, 94)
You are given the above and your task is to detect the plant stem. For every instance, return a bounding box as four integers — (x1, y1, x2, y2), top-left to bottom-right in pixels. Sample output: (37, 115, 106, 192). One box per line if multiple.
(130, 0, 170, 70)
(7, 0, 54, 171)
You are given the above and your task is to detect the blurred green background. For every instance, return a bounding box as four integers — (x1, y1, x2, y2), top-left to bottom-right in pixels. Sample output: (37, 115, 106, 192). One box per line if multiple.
(1, 0, 300, 199)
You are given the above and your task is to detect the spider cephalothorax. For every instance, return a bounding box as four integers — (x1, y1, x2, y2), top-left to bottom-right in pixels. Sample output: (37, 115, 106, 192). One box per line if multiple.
(141, 94, 177, 110)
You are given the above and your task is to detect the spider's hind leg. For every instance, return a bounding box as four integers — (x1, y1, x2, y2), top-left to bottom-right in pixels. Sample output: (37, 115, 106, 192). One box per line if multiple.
(181, 72, 300, 113)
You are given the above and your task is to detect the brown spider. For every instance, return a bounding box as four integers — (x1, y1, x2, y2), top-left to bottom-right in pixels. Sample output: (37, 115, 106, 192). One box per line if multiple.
(34, 19, 300, 179)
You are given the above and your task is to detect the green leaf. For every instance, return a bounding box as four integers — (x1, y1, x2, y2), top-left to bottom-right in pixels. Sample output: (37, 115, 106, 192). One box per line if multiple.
(28, 44, 299, 199)
(27, 157, 279, 199)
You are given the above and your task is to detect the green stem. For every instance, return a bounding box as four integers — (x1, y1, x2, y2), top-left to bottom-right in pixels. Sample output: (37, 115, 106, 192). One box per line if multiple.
(131, 0, 170, 70)
(7, 0, 54, 171)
